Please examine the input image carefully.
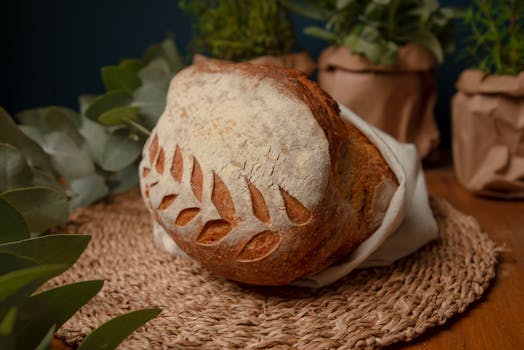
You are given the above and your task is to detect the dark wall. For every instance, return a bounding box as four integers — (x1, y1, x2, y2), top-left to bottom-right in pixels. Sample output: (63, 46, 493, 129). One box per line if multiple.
(0, 0, 470, 146)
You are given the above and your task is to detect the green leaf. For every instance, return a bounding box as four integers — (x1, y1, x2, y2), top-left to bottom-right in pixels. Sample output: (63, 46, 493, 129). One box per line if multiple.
(99, 129, 142, 172)
(0, 264, 66, 303)
(0, 235, 91, 275)
(402, 30, 444, 63)
(69, 174, 109, 209)
(78, 115, 110, 166)
(336, 0, 356, 10)
(15, 108, 49, 132)
(0, 143, 33, 192)
(0, 307, 17, 336)
(14, 281, 103, 350)
(281, 0, 327, 20)
(0, 197, 29, 244)
(101, 66, 141, 92)
(34, 324, 56, 350)
(98, 106, 140, 126)
(77, 308, 161, 350)
(42, 132, 95, 180)
(160, 38, 184, 72)
(85, 90, 133, 121)
(119, 58, 145, 72)
(44, 107, 84, 146)
(143, 38, 183, 73)
(110, 163, 139, 193)
(0, 186, 68, 233)
(132, 85, 166, 129)
(304, 27, 338, 42)
(0, 107, 50, 173)
(138, 59, 171, 89)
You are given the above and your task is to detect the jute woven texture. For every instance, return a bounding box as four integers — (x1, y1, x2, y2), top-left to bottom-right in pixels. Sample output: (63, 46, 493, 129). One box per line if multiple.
(47, 190, 499, 349)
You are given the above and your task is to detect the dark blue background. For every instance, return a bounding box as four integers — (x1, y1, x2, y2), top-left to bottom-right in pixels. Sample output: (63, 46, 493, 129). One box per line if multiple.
(0, 0, 470, 146)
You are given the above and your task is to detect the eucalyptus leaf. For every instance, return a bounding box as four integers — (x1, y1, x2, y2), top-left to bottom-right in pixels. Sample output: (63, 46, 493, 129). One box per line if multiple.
(160, 38, 184, 72)
(102, 66, 141, 92)
(110, 163, 139, 193)
(31, 168, 64, 193)
(138, 59, 171, 89)
(0, 108, 50, 173)
(0, 307, 16, 336)
(133, 85, 166, 129)
(13, 280, 103, 350)
(0, 186, 68, 233)
(15, 108, 48, 132)
(34, 324, 55, 350)
(119, 58, 145, 72)
(78, 115, 110, 166)
(69, 174, 109, 209)
(44, 107, 83, 146)
(42, 132, 95, 180)
(77, 308, 161, 350)
(0, 144, 33, 192)
(99, 129, 142, 172)
(85, 90, 133, 121)
(0, 235, 91, 274)
(98, 106, 140, 126)
(0, 198, 29, 244)
(0, 264, 66, 303)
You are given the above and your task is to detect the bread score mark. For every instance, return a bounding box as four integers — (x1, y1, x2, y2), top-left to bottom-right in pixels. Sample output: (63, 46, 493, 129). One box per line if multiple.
(141, 136, 318, 260)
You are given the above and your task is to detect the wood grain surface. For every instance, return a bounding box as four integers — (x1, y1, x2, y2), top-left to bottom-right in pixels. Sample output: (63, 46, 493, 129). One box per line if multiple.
(52, 166, 524, 349)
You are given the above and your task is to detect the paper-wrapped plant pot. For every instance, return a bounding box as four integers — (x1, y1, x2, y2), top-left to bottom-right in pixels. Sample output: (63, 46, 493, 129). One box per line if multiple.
(452, 69, 524, 198)
(318, 44, 440, 158)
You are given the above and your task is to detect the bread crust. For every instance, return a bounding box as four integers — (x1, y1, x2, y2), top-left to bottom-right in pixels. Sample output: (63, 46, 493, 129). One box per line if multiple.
(140, 61, 397, 285)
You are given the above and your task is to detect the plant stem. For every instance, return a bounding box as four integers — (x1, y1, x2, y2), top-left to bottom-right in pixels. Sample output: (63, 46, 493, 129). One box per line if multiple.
(126, 120, 151, 137)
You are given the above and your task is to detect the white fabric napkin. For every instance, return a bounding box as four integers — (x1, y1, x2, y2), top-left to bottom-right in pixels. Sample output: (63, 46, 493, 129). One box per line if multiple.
(152, 105, 438, 288)
(293, 105, 438, 288)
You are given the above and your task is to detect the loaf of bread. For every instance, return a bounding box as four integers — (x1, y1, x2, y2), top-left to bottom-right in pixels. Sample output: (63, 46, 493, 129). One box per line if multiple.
(139, 61, 398, 285)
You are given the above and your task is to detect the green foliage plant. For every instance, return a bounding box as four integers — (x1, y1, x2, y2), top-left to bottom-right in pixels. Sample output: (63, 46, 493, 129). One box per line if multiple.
(0, 35, 183, 350)
(283, 0, 459, 65)
(0, 118, 160, 348)
(180, 0, 295, 61)
(464, 0, 524, 75)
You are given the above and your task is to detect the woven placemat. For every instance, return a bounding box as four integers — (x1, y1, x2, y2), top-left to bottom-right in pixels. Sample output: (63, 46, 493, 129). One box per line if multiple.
(46, 190, 499, 349)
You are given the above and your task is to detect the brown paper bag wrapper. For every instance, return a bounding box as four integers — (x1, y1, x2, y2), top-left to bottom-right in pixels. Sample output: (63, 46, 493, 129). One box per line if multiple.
(317, 44, 439, 158)
(192, 52, 316, 76)
(452, 69, 524, 198)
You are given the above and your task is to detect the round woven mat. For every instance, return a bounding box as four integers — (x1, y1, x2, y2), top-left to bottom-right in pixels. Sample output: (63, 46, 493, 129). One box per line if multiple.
(47, 190, 499, 349)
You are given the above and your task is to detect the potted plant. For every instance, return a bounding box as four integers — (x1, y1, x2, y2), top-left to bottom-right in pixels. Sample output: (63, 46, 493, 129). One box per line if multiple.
(284, 0, 458, 158)
(452, 0, 524, 198)
(179, 0, 316, 75)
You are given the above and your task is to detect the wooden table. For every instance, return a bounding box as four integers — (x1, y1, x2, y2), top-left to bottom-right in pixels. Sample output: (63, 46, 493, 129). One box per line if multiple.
(387, 166, 524, 350)
(52, 166, 524, 349)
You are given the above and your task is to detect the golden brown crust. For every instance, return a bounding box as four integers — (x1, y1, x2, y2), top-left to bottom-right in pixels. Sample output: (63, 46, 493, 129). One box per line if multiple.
(144, 61, 398, 285)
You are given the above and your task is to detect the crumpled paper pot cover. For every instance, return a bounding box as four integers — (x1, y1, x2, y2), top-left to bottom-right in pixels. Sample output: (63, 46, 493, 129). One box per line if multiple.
(156, 105, 439, 288)
(452, 69, 524, 198)
(317, 44, 440, 158)
(193, 52, 316, 76)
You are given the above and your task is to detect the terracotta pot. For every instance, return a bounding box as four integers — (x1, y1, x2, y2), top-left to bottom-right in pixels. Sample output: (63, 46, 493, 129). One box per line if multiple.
(192, 51, 316, 76)
(452, 69, 524, 198)
(318, 44, 439, 158)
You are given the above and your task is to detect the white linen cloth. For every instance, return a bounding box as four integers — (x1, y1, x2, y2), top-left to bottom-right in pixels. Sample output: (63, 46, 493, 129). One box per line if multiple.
(152, 104, 438, 288)
(294, 105, 438, 287)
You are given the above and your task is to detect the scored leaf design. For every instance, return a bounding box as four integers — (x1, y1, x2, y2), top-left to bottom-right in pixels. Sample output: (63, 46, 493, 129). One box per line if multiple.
(191, 158, 203, 202)
(143, 137, 313, 261)
(171, 145, 183, 183)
